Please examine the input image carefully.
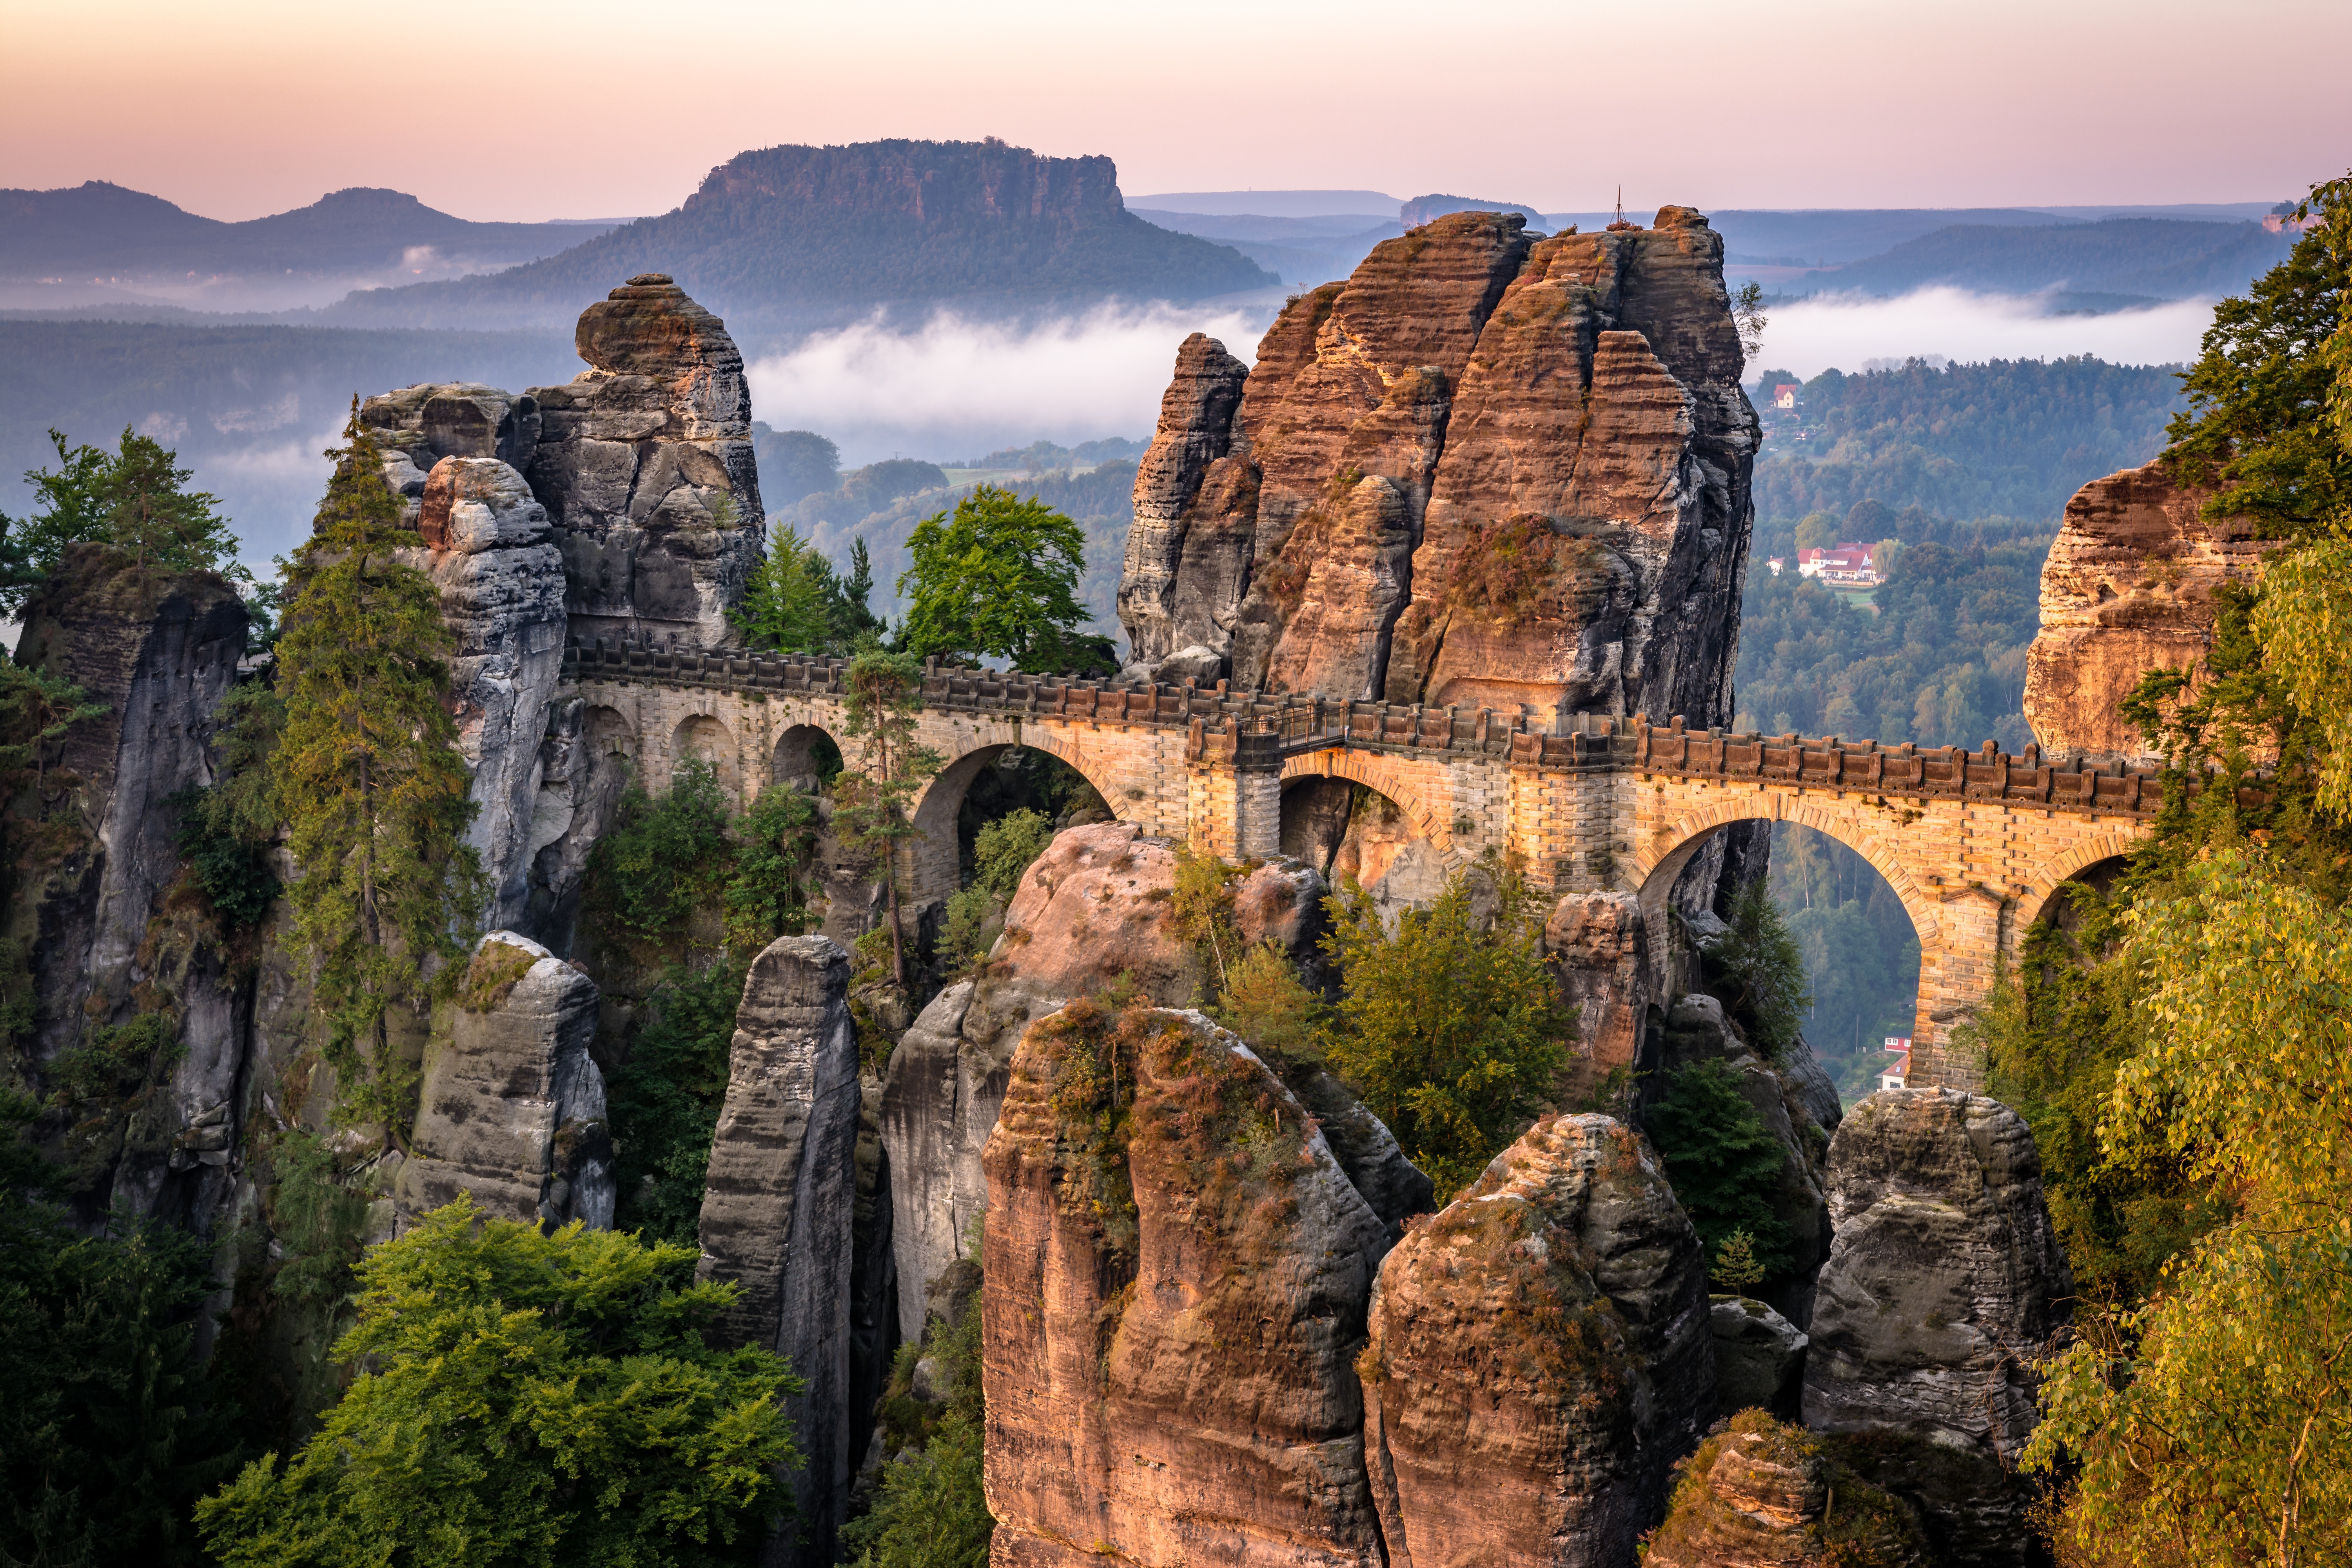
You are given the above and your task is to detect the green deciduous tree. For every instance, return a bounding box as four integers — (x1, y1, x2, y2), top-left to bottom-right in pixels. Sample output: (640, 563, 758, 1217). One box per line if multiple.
(195, 1194, 802, 1568)
(2027, 848, 2352, 1564)
(271, 403, 485, 1140)
(897, 486, 1093, 671)
(937, 808, 1053, 970)
(1318, 867, 1572, 1194)
(837, 651, 942, 989)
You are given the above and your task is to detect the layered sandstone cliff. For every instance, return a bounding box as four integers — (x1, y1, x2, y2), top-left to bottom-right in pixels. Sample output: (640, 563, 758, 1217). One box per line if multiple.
(1120, 207, 1757, 725)
(2023, 455, 2276, 755)
(981, 1004, 1393, 1568)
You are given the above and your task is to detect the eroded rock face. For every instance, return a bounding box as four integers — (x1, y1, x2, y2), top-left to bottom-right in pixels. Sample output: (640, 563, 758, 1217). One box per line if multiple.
(1547, 891, 1651, 1090)
(2024, 456, 2276, 756)
(695, 935, 862, 1568)
(359, 381, 541, 483)
(1122, 206, 1757, 726)
(982, 1004, 1392, 1568)
(882, 822, 1345, 1338)
(526, 273, 764, 646)
(9, 548, 251, 1225)
(1711, 1295, 1808, 1418)
(1361, 1114, 1714, 1568)
(394, 931, 613, 1232)
(1803, 1088, 2071, 1462)
(409, 457, 568, 929)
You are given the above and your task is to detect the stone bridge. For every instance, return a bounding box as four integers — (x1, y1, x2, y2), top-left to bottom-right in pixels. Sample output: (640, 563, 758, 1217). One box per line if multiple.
(561, 640, 2163, 1087)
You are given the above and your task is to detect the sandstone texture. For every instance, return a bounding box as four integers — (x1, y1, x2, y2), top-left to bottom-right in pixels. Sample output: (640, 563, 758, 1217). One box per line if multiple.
(1546, 891, 1651, 1087)
(982, 1004, 1392, 1568)
(1122, 206, 1757, 728)
(882, 822, 1345, 1339)
(1803, 1088, 2071, 1462)
(1711, 1295, 1808, 1418)
(694, 935, 862, 1567)
(394, 931, 613, 1232)
(526, 273, 764, 646)
(1643, 1411, 1930, 1568)
(1361, 1113, 1714, 1568)
(2024, 455, 2276, 756)
(408, 457, 568, 928)
(9, 548, 252, 1225)
(359, 380, 541, 481)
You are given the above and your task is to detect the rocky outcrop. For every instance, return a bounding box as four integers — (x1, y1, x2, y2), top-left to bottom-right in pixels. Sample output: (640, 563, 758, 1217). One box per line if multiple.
(695, 935, 862, 1568)
(1547, 891, 1651, 1091)
(2024, 455, 2276, 755)
(1643, 1411, 1931, 1568)
(408, 458, 568, 929)
(982, 1003, 1392, 1568)
(1361, 1114, 1714, 1568)
(882, 822, 1341, 1339)
(394, 931, 613, 1231)
(1711, 1295, 1808, 1417)
(1802, 1088, 2070, 1565)
(526, 274, 764, 647)
(8, 548, 251, 1224)
(1122, 206, 1757, 727)
(1651, 995, 1837, 1327)
(358, 381, 540, 490)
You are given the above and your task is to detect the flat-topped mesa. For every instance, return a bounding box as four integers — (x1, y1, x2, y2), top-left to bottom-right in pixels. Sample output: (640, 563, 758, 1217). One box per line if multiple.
(525, 273, 765, 647)
(1120, 205, 1758, 724)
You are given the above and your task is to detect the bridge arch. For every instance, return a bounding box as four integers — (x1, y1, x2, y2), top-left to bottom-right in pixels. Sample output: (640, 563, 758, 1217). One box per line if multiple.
(772, 723, 844, 792)
(2011, 828, 2142, 949)
(670, 713, 739, 802)
(904, 732, 1127, 906)
(1631, 797, 1940, 949)
(1278, 748, 1456, 859)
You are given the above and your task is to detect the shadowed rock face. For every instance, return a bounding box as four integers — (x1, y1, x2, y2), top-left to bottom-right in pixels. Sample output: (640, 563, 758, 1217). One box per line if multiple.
(525, 273, 764, 646)
(1361, 1114, 1715, 1568)
(1122, 206, 1757, 726)
(982, 1005, 1392, 1568)
(409, 458, 568, 929)
(1643, 1412, 1932, 1568)
(694, 935, 862, 1568)
(1801, 1088, 2070, 1567)
(395, 931, 612, 1232)
(2024, 455, 2277, 756)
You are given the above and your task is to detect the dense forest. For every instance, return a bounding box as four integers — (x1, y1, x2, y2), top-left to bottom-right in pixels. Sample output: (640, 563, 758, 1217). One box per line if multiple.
(1747, 354, 2183, 523)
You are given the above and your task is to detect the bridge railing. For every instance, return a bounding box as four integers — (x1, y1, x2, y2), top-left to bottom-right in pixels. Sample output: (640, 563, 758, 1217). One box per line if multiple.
(561, 641, 2169, 816)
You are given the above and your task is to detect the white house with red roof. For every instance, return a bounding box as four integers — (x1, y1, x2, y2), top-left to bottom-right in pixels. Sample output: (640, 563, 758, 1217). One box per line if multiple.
(1797, 542, 1879, 585)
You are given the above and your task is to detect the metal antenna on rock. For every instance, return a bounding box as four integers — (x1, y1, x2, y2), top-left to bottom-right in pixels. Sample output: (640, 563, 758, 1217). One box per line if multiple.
(1607, 184, 1636, 231)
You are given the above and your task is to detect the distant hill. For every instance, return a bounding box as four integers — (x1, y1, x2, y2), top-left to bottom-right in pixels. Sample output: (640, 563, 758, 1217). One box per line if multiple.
(1819, 216, 2292, 300)
(1130, 190, 1401, 218)
(0, 182, 612, 285)
(328, 139, 1279, 334)
(1130, 209, 1402, 288)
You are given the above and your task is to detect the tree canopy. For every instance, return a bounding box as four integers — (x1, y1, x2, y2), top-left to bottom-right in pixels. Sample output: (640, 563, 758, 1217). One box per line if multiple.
(897, 485, 1093, 671)
(196, 1195, 802, 1568)
(0, 425, 247, 616)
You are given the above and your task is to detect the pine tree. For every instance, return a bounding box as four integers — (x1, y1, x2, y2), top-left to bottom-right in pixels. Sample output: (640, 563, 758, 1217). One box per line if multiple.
(731, 519, 839, 654)
(1711, 1229, 1769, 1293)
(271, 401, 483, 1142)
(836, 651, 941, 988)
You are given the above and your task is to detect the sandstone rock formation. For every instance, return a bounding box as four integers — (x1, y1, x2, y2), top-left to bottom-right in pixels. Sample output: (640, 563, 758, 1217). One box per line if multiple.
(1643, 1411, 1931, 1568)
(394, 931, 613, 1231)
(8, 548, 252, 1223)
(1361, 1113, 1714, 1567)
(1547, 890, 1651, 1088)
(694, 935, 862, 1567)
(526, 273, 764, 647)
(2024, 455, 2276, 755)
(982, 1003, 1392, 1567)
(408, 457, 568, 928)
(882, 822, 1346, 1340)
(1711, 1295, 1808, 1417)
(359, 380, 540, 485)
(1650, 994, 1838, 1326)
(1802, 1088, 2070, 1564)
(1121, 206, 1757, 728)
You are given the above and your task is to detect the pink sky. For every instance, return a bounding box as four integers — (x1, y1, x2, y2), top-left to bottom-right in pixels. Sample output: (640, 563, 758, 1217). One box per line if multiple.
(5, 0, 2345, 222)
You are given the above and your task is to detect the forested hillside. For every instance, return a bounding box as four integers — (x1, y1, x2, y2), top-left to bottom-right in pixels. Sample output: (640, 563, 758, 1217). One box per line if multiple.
(1820, 215, 2291, 300)
(1747, 355, 2183, 523)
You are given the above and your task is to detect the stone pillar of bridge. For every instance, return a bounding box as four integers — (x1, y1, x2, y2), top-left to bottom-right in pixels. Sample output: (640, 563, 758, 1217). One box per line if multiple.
(1184, 731, 1281, 862)
(1906, 884, 2005, 1091)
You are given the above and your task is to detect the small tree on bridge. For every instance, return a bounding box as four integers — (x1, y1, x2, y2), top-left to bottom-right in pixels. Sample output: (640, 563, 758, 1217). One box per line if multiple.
(838, 650, 942, 988)
(897, 486, 1105, 673)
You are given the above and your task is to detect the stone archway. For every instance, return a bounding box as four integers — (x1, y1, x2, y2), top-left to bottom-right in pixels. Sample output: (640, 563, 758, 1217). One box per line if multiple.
(1277, 748, 1456, 857)
(2010, 829, 2143, 949)
(671, 713, 739, 803)
(904, 736, 1127, 906)
(773, 723, 844, 792)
